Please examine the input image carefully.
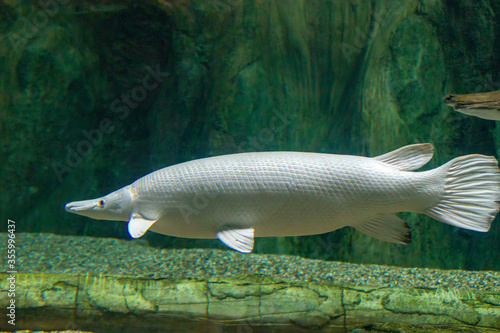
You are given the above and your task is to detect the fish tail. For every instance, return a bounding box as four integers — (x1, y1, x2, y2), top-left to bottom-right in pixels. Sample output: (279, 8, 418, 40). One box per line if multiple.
(425, 155, 500, 232)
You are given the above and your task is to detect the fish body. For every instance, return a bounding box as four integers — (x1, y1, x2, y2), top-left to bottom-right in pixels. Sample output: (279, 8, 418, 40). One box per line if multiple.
(65, 144, 500, 253)
(444, 90, 500, 120)
(132, 151, 436, 239)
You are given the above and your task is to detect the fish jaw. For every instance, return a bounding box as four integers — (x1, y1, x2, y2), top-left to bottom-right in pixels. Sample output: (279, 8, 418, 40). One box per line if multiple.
(65, 185, 133, 221)
(65, 199, 98, 213)
(443, 91, 500, 120)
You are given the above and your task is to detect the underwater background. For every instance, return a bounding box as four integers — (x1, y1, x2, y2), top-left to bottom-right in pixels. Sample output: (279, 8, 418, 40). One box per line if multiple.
(1, 0, 500, 331)
(2, 0, 499, 270)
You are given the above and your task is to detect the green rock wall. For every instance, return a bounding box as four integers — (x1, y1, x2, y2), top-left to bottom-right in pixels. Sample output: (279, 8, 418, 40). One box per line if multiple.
(0, 0, 499, 270)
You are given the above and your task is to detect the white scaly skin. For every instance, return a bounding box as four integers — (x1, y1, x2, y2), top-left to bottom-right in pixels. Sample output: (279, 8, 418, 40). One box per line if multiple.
(65, 144, 500, 253)
(131, 152, 439, 238)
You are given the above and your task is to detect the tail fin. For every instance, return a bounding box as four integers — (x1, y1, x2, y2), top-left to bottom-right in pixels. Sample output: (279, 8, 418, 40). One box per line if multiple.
(425, 155, 500, 232)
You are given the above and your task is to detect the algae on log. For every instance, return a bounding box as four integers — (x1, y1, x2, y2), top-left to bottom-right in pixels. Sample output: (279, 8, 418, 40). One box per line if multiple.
(0, 273, 499, 331)
(0, 0, 499, 270)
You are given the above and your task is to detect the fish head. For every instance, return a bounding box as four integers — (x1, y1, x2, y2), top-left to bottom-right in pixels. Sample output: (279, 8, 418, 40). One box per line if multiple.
(65, 185, 133, 221)
(443, 91, 500, 120)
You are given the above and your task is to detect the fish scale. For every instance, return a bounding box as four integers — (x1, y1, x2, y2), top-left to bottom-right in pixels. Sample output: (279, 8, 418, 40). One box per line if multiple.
(133, 153, 430, 233)
(65, 144, 500, 253)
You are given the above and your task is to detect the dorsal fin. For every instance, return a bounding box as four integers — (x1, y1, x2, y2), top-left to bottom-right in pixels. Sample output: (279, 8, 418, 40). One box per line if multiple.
(373, 143, 434, 171)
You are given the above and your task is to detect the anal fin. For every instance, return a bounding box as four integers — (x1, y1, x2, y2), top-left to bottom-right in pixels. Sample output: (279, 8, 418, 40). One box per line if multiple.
(217, 227, 255, 253)
(354, 214, 411, 244)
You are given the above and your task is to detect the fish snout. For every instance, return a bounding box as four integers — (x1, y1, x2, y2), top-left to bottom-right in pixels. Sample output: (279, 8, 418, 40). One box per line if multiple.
(65, 200, 98, 212)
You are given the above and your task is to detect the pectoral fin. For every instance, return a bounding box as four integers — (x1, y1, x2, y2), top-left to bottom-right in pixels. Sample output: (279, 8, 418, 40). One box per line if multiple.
(216, 227, 255, 253)
(128, 213, 157, 238)
(354, 214, 411, 244)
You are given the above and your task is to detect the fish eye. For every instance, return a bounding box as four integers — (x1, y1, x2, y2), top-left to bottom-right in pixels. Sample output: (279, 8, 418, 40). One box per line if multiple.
(443, 94, 455, 102)
(98, 199, 105, 208)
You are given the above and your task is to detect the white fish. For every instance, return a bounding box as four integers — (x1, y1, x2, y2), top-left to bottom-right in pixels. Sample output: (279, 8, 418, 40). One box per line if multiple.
(65, 144, 500, 253)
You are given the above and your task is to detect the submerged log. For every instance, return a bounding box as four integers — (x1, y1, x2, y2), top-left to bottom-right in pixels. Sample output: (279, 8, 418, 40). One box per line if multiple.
(1, 272, 499, 332)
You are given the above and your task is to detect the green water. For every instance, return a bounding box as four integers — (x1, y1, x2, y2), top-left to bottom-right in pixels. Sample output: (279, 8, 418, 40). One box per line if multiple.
(1, 0, 499, 331)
